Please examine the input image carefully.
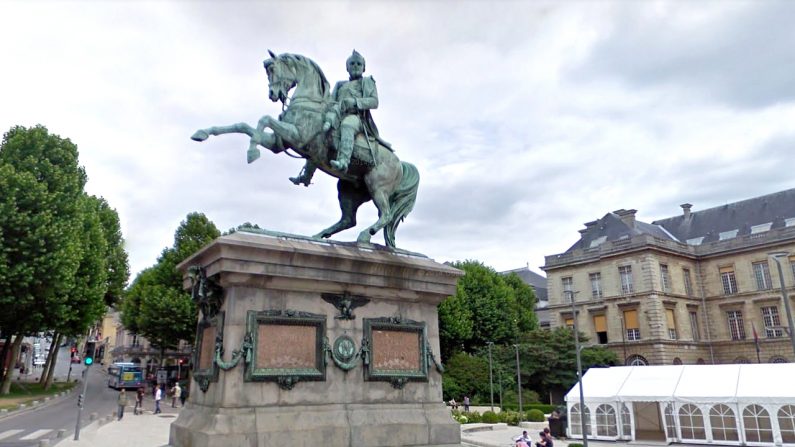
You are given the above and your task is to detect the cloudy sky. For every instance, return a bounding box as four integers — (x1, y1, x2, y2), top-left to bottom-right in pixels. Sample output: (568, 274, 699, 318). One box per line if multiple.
(2, 1, 794, 279)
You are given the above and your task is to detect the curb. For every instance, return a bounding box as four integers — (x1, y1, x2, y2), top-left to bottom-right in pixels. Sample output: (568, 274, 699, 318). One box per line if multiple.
(0, 382, 79, 421)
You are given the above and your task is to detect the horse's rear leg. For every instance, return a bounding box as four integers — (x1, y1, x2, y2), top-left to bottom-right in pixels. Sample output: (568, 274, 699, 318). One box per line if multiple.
(313, 181, 369, 239)
(357, 190, 392, 244)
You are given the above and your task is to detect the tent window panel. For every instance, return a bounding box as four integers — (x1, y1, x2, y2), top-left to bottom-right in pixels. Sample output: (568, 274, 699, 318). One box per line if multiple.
(743, 405, 774, 443)
(620, 404, 632, 438)
(664, 404, 677, 440)
(679, 404, 706, 440)
(570, 404, 592, 436)
(596, 404, 618, 437)
(709, 404, 739, 442)
(779, 405, 795, 443)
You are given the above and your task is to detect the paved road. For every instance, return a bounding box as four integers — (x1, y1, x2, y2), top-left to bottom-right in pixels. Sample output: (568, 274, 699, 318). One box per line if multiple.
(0, 364, 116, 446)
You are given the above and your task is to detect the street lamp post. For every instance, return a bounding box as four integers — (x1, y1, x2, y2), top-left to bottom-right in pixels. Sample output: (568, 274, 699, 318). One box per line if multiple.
(568, 290, 589, 447)
(514, 344, 523, 423)
(487, 341, 495, 412)
(769, 252, 795, 358)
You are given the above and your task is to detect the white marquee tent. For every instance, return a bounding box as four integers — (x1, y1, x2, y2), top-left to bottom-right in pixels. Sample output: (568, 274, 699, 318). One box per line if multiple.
(565, 364, 795, 446)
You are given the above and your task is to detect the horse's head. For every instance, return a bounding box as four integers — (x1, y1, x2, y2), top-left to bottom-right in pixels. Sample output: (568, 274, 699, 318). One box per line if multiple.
(263, 50, 296, 103)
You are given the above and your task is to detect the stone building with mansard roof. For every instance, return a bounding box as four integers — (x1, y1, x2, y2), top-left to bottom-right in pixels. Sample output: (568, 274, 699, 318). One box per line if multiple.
(543, 188, 795, 366)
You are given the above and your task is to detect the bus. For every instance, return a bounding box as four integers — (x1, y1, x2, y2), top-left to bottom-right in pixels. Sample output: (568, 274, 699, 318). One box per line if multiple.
(107, 362, 144, 390)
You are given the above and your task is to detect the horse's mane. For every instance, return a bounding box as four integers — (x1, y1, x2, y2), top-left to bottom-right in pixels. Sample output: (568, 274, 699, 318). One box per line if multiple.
(281, 53, 330, 98)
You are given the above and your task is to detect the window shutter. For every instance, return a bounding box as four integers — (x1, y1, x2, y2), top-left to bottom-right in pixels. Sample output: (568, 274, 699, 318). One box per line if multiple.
(666, 309, 676, 327)
(719, 266, 734, 274)
(593, 315, 607, 332)
(623, 310, 639, 329)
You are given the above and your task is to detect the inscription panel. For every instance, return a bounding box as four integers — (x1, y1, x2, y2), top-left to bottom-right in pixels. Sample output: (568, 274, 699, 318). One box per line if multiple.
(193, 311, 224, 392)
(372, 330, 421, 372)
(256, 324, 316, 369)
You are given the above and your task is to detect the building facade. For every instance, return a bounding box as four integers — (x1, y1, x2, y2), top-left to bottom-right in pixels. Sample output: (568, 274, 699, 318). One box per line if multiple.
(543, 189, 795, 366)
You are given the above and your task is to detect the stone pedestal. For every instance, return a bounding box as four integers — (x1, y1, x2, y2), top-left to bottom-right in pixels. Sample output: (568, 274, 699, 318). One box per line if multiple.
(169, 231, 462, 447)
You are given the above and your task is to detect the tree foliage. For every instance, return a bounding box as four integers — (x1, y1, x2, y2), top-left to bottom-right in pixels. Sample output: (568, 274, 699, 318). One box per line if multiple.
(122, 213, 220, 353)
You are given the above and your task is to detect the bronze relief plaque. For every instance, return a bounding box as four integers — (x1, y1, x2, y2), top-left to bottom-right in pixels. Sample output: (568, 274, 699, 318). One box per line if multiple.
(363, 318, 428, 386)
(246, 310, 326, 386)
(256, 324, 316, 369)
(372, 329, 421, 372)
(199, 325, 216, 370)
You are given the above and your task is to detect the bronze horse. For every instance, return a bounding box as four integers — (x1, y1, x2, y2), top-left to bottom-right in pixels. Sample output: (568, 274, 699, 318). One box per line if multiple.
(191, 52, 418, 247)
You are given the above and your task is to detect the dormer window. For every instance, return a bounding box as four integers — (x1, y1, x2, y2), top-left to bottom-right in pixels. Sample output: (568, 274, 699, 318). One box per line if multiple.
(785, 217, 795, 227)
(589, 236, 607, 248)
(719, 229, 738, 240)
(687, 237, 704, 246)
(750, 223, 772, 234)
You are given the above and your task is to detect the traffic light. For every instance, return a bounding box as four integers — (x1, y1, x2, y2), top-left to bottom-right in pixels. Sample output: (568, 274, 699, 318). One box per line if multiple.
(77, 393, 84, 407)
(83, 341, 96, 366)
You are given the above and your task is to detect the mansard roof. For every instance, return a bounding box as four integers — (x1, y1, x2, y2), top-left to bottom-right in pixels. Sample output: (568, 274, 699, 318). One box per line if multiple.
(652, 188, 795, 244)
(501, 266, 548, 301)
(564, 211, 675, 254)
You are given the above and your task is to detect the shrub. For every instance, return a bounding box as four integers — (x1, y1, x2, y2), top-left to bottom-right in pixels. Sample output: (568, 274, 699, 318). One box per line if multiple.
(527, 409, 545, 422)
(455, 415, 469, 424)
(500, 410, 521, 426)
(569, 444, 584, 447)
(481, 410, 500, 424)
(526, 403, 556, 414)
(465, 411, 482, 423)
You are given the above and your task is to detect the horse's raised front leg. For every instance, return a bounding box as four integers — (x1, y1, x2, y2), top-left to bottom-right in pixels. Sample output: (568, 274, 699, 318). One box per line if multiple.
(191, 122, 278, 163)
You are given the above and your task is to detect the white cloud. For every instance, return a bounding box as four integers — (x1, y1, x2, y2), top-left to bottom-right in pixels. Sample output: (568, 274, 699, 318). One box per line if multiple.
(1, 1, 793, 280)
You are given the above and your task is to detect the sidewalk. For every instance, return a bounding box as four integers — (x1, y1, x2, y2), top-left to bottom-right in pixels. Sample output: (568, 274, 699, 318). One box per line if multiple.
(55, 404, 180, 447)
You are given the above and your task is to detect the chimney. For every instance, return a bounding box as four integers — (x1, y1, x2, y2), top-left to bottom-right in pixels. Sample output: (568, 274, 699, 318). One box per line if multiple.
(615, 209, 637, 228)
(681, 203, 692, 219)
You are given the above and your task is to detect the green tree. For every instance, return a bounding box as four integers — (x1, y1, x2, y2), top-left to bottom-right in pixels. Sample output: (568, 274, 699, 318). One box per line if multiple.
(0, 126, 86, 393)
(502, 273, 538, 333)
(122, 213, 220, 362)
(94, 197, 129, 307)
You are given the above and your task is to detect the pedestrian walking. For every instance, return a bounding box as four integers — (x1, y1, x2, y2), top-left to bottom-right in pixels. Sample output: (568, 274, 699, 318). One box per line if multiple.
(463, 395, 470, 412)
(171, 382, 182, 408)
(117, 389, 128, 420)
(134, 386, 144, 415)
(154, 384, 162, 414)
(180, 385, 188, 407)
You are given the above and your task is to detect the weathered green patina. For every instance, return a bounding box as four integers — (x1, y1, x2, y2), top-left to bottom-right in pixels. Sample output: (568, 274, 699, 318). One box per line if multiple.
(191, 51, 419, 248)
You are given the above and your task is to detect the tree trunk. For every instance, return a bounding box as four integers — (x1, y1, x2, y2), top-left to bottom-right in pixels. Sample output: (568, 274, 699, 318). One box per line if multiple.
(0, 335, 23, 395)
(0, 334, 11, 383)
(39, 332, 60, 385)
(43, 333, 62, 390)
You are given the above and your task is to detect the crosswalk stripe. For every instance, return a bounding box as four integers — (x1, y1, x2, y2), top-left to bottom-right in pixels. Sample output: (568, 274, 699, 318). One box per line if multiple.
(0, 429, 24, 440)
(19, 429, 52, 440)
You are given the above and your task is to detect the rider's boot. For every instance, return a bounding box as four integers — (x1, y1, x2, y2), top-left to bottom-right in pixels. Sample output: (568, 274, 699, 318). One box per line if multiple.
(289, 161, 317, 187)
(330, 125, 355, 172)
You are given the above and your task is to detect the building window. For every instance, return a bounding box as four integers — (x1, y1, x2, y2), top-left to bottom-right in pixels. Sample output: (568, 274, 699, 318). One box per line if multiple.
(778, 405, 795, 444)
(660, 264, 671, 292)
(562, 276, 573, 302)
(753, 261, 773, 290)
(565, 317, 574, 329)
(743, 404, 774, 443)
(726, 310, 746, 340)
(593, 315, 608, 344)
(770, 356, 788, 363)
(689, 311, 701, 341)
(720, 266, 738, 295)
(619, 266, 634, 294)
(625, 354, 648, 366)
(790, 256, 795, 283)
(762, 306, 783, 338)
(623, 310, 640, 341)
(683, 268, 694, 297)
(666, 308, 677, 340)
(709, 404, 739, 442)
(589, 272, 603, 299)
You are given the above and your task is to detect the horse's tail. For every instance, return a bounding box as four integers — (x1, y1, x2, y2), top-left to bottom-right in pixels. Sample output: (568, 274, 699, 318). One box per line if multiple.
(384, 161, 420, 248)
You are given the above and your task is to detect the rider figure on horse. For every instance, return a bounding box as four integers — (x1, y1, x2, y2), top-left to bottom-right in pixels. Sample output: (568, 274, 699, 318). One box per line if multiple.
(290, 50, 386, 186)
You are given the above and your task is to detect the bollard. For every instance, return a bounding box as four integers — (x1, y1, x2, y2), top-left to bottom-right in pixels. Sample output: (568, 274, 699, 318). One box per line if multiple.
(18, 404, 26, 409)
(38, 439, 49, 447)
(89, 412, 98, 421)
(1, 409, 7, 415)
(56, 429, 66, 438)
(44, 397, 50, 401)
(32, 401, 39, 406)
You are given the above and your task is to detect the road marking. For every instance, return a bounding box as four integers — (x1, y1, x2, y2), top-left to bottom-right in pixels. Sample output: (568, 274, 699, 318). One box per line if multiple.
(19, 429, 52, 440)
(0, 429, 24, 440)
